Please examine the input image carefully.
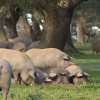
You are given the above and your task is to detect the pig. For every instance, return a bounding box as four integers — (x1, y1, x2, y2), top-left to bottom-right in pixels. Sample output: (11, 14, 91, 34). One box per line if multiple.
(11, 42, 26, 52)
(0, 41, 14, 49)
(48, 69, 70, 85)
(91, 38, 100, 54)
(25, 48, 74, 71)
(0, 59, 12, 100)
(12, 37, 33, 48)
(27, 41, 39, 50)
(0, 48, 35, 86)
(44, 65, 90, 85)
(65, 64, 90, 84)
(25, 48, 75, 84)
(25, 48, 90, 85)
(33, 68, 51, 84)
(18, 68, 51, 85)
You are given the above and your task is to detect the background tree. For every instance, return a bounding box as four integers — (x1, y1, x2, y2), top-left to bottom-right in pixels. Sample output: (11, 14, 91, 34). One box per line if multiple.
(0, 0, 37, 40)
(0, 1, 8, 41)
(16, 15, 37, 41)
(31, 0, 87, 51)
(72, 0, 100, 45)
(2, 0, 100, 53)
(4, 4, 22, 39)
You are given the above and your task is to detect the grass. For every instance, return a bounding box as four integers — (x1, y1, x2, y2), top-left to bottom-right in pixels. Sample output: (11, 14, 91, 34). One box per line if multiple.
(1, 38, 100, 100)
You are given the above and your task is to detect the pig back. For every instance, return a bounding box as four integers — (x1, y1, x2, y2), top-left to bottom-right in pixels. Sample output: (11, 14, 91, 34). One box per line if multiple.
(26, 48, 72, 69)
(0, 49, 34, 71)
(0, 41, 14, 49)
(13, 37, 33, 47)
(0, 59, 12, 74)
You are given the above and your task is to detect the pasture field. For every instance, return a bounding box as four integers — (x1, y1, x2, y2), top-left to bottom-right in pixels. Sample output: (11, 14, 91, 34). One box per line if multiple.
(0, 38, 100, 100)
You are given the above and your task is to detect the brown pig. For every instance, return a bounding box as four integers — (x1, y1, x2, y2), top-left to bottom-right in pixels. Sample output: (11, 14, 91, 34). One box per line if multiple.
(65, 64, 90, 84)
(26, 48, 90, 85)
(0, 48, 35, 86)
(25, 48, 75, 84)
(18, 68, 51, 85)
(0, 59, 12, 100)
(34, 68, 51, 84)
(91, 38, 100, 54)
(12, 37, 33, 48)
(0, 41, 14, 49)
(25, 48, 75, 73)
(11, 42, 26, 52)
(27, 41, 39, 50)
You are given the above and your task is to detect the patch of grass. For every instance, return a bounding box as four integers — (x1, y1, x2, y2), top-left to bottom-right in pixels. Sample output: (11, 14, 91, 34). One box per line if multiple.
(1, 38, 100, 100)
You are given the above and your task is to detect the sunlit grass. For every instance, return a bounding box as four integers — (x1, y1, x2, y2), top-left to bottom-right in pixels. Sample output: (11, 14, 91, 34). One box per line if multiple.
(0, 38, 100, 100)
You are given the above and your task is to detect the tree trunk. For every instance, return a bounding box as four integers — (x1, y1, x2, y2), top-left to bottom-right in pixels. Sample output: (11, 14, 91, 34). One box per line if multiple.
(38, 8, 77, 52)
(4, 5, 22, 39)
(65, 31, 78, 53)
(4, 17, 18, 39)
(32, 17, 41, 40)
(16, 15, 37, 41)
(65, 10, 78, 53)
(0, 17, 8, 41)
(32, 0, 84, 51)
(76, 16, 87, 45)
(38, 9, 70, 50)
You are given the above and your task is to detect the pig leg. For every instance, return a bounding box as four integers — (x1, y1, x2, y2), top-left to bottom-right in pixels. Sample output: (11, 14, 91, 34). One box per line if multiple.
(52, 76, 61, 84)
(21, 80, 27, 85)
(11, 78, 16, 84)
(2, 89, 8, 100)
(11, 73, 16, 84)
(13, 72, 19, 84)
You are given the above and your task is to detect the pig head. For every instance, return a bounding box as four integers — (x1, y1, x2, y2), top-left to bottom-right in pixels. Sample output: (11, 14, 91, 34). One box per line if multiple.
(48, 69, 70, 84)
(65, 64, 90, 84)
(37, 65, 90, 85)
(34, 68, 51, 84)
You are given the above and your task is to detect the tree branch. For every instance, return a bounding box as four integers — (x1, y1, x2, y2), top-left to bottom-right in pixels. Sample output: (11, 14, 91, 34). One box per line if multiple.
(68, 0, 85, 9)
(31, 0, 48, 9)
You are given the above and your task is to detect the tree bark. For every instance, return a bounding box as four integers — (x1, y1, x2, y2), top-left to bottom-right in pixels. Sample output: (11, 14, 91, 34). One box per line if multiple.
(76, 16, 88, 45)
(65, 32, 78, 53)
(0, 17, 8, 41)
(32, 0, 84, 51)
(65, 10, 78, 53)
(4, 17, 18, 39)
(32, 17, 41, 40)
(16, 15, 37, 41)
(0, 7, 8, 41)
(4, 5, 22, 39)
(38, 8, 69, 50)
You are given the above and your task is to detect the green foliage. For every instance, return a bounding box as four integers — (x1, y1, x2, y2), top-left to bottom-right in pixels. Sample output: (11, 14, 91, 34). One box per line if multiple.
(0, 38, 100, 100)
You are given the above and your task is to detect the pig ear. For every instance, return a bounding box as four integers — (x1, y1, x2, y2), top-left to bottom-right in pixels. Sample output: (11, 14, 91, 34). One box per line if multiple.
(49, 73, 57, 78)
(29, 71, 35, 79)
(36, 73, 42, 79)
(45, 77, 52, 82)
(76, 73, 83, 77)
(49, 73, 58, 81)
(59, 70, 69, 76)
(0, 65, 3, 69)
(84, 72, 90, 76)
(63, 55, 70, 60)
(44, 73, 51, 81)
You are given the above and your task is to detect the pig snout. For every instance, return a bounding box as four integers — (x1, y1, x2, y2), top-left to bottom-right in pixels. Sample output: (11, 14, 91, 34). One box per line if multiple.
(69, 76, 89, 85)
